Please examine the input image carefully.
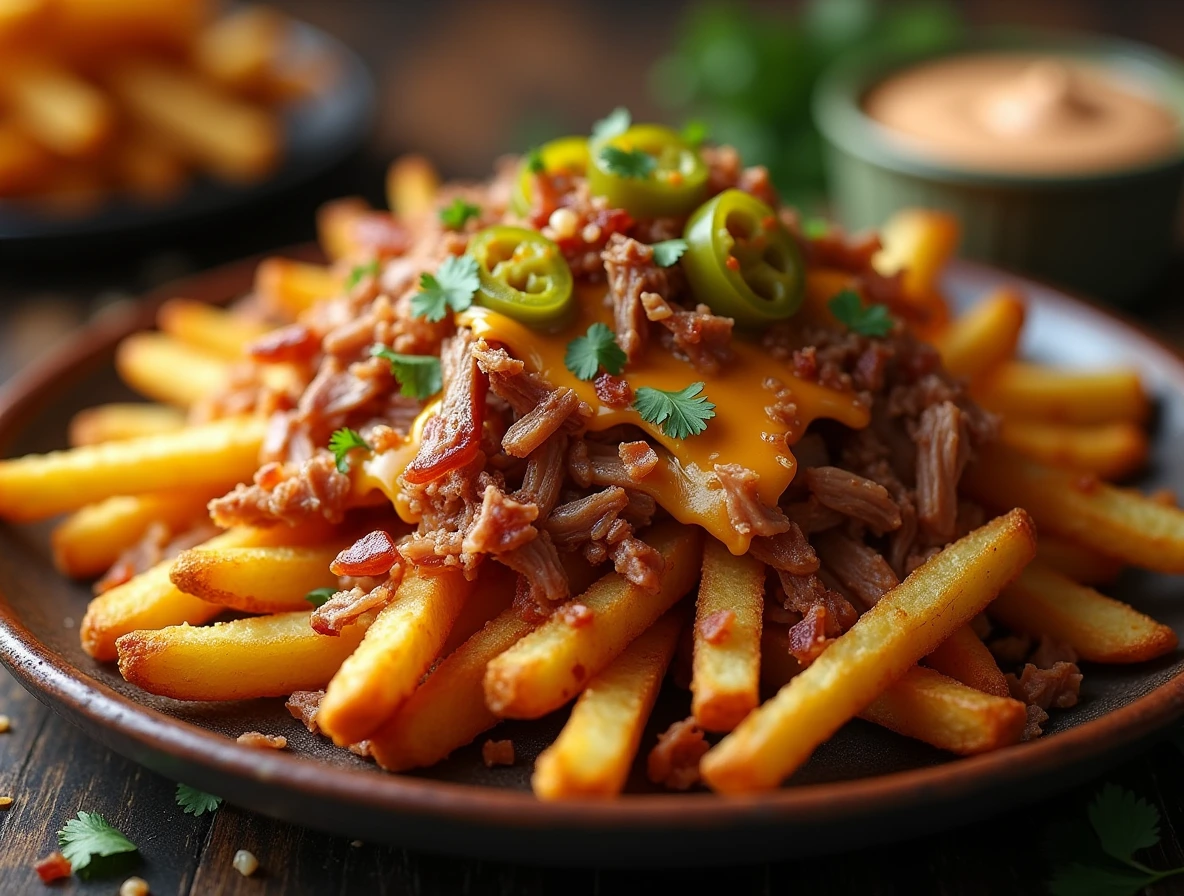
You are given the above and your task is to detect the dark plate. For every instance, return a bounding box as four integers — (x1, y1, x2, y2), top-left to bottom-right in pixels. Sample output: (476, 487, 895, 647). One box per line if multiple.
(0, 23, 373, 244)
(1, 256, 1183, 867)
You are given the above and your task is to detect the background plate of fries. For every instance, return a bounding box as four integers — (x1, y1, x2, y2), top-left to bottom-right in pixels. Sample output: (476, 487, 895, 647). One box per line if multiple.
(2, 253, 1184, 866)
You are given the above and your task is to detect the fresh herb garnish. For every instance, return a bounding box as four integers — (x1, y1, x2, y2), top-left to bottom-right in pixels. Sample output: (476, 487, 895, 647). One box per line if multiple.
(345, 260, 379, 290)
(328, 428, 370, 474)
(175, 784, 222, 817)
(592, 106, 631, 141)
(525, 146, 545, 174)
(564, 323, 627, 382)
(370, 346, 443, 399)
(651, 239, 688, 268)
(801, 217, 831, 239)
(306, 587, 336, 608)
(598, 145, 656, 180)
(827, 289, 893, 338)
(633, 382, 715, 439)
(680, 119, 709, 148)
(439, 197, 480, 230)
(57, 811, 138, 879)
(1048, 784, 1184, 895)
(409, 255, 481, 323)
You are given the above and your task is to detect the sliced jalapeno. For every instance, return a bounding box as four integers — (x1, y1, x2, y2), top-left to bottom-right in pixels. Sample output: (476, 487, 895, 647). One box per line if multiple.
(681, 189, 805, 328)
(587, 124, 708, 219)
(510, 136, 590, 216)
(466, 225, 574, 328)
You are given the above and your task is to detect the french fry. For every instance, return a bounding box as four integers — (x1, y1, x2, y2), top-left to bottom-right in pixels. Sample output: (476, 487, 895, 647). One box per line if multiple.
(990, 561, 1177, 664)
(116, 332, 232, 406)
(998, 419, 1148, 481)
(254, 257, 340, 317)
(0, 119, 53, 195)
(157, 298, 270, 360)
(387, 154, 439, 220)
(317, 568, 479, 747)
(51, 0, 206, 58)
(117, 610, 369, 701)
(702, 509, 1036, 793)
(974, 361, 1149, 425)
(1035, 535, 1122, 586)
(965, 444, 1184, 573)
(317, 198, 407, 262)
(111, 126, 188, 202)
(935, 288, 1025, 382)
(0, 415, 266, 521)
(532, 610, 684, 800)
(438, 564, 518, 657)
(0, 0, 50, 46)
(51, 488, 217, 578)
(691, 540, 763, 732)
(169, 543, 345, 613)
(873, 209, 960, 302)
(68, 402, 186, 446)
(194, 5, 287, 96)
(923, 624, 1009, 697)
(484, 523, 703, 719)
(2, 60, 114, 157)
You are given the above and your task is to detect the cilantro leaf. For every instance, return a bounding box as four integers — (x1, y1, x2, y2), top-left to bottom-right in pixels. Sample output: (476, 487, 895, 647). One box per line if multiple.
(633, 382, 715, 439)
(565, 323, 627, 381)
(801, 217, 831, 239)
(370, 346, 443, 399)
(328, 428, 370, 474)
(439, 197, 480, 230)
(592, 106, 631, 141)
(345, 260, 379, 290)
(306, 587, 336, 608)
(409, 255, 481, 323)
(57, 811, 138, 878)
(525, 146, 545, 174)
(828, 289, 894, 337)
(598, 146, 656, 180)
(651, 239, 687, 268)
(1048, 863, 1158, 896)
(176, 784, 222, 817)
(1089, 784, 1161, 866)
(681, 119, 709, 148)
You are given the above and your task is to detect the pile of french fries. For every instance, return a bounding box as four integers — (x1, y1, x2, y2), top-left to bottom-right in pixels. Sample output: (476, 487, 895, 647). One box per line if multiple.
(0, 0, 328, 214)
(0, 161, 1182, 800)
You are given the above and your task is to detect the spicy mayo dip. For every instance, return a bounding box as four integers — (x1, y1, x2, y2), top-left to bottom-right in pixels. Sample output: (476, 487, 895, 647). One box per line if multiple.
(863, 53, 1180, 175)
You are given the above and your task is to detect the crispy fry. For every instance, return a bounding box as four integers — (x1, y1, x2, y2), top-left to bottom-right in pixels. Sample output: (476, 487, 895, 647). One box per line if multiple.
(68, 402, 185, 446)
(702, 510, 1036, 793)
(169, 543, 345, 613)
(254, 257, 340, 318)
(318, 568, 478, 747)
(991, 561, 1176, 664)
(935, 288, 1025, 382)
(484, 523, 703, 720)
(2, 60, 114, 157)
(974, 361, 1148, 425)
(117, 610, 369, 701)
(0, 0, 50, 46)
(965, 444, 1184, 573)
(157, 298, 270, 360)
(438, 564, 518, 657)
(0, 119, 54, 195)
(691, 540, 763, 732)
(998, 418, 1148, 480)
(0, 415, 265, 521)
(533, 610, 684, 800)
(111, 126, 188, 202)
(923, 624, 1009, 697)
(1035, 535, 1123, 586)
(387, 154, 440, 220)
(51, 0, 205, 57)
(116, 332, 232, 406)
(194, 5, 287, 96)
(51, 489, 217, 578)
(872, 208, 959, 328)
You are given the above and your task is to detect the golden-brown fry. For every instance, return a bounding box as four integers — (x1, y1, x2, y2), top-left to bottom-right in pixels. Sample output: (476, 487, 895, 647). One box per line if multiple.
(2, 60, 114, 157)
(51, 0, 205, 57)
(965, 444, 1184, 573)
(998, 419, 1148, 481)
(1035, 535, 1123, 586)
(0, 415, 265, 521)
(872, 208, 959, 324)
(115, 332, 231, 406)
(116, 610, 369, 701)
(438, 564, 517, 657)
(923, 624, 1008, 697)
(111, 126, 188, 202)
(51, 488, 217, 578)
(0, 0, 50, 46)
(316, 196, 371, 262)
(194, 5, 287, 96)
(387, 154, 439, 220)
(484, 523, 703, 720)
(990, 560, 1177, 664)
(317, 568, 478, 747)
(702, 509, 1036, 793)
(254, 257, 340, 317)
(935, 288, 1025, 382)
(533, 610, 684, 800)
(0, 119, 54, 195)
(68, 402, 186, 446)
(157, 298, 270, 360)
(169, 543, 344, 613)
(975, 361, 1148, 425)
(691, 540, 763, 732)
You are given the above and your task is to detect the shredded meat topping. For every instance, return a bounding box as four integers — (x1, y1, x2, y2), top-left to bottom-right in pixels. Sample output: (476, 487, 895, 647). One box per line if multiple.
(311, 579, 396, 636)
(713, 464, 791, 538)
(804, 466, 902, 533)
(602, 234, 673, 363)
(330, 530, 402, 577)
(698, 609, 735, 645)
(210, 454, 352, 528)
(647, 718, 709, 791)
(1007, 662, 1083, 711)
(619, 440, 659, 481)
(285, 690, 324, 733)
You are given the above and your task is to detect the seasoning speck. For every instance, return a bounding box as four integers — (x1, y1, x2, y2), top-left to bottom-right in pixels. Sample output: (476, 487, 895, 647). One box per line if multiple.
(120, 876, 151, 896)
(232, 849, 259, 877)
(0, 715, 10, 733)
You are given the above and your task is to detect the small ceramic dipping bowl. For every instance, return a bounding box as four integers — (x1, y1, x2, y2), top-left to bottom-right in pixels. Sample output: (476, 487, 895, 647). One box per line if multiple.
(813, 33, 1184, 302)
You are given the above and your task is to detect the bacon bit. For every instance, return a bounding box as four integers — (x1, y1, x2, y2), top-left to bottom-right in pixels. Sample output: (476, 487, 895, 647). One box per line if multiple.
(350, 212, 411, 257)
(641, 291, 673, 321)
(330, 530, 401, 577)
(559, 603, 593, 628)
(237, 731, 287, 750)
(594, 372, 633, 408)
(787, 605, 832, 666)
(248, 324, 320, 364)
(35, 851, 72, 883)
(254, 461, 286, 490)
(619, 440, 659, 481)
(285, 690, 324, 733)
(348, 740, 372, 757)
(725, 255, 741, 272)
(697, 609, 735, 645)
(1073, 473, 1101, 494)
(647, 718, 709, 791)
(481, 739, 515, 767)
(403, 332, 487, 485)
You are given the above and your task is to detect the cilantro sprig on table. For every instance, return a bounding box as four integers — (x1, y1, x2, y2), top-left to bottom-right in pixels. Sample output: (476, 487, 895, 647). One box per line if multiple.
(328, 428, 370, 474)
(598, 146, 657, 181)
(439, 198, 480, 230)
(651, 239, 687, 268)
(591, 106, 631, 141)
(57, 811, 138, 879)
(565, 323, 627, 382)
(409, 255, 481, 323)
(370, 345, 443, 399)
(634, 382, 715, 440)
(175, 784, 222, 817)
(827, 289, 894, 338)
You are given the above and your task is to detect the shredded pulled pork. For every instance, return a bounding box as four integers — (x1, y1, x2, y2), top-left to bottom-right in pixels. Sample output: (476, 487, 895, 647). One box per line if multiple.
(330, 530, 403, 577)
(804, 466, 901, 533)
(1006, 662, 1083, 711)
(210, 454, 351, 528)
(311, 579, 396, 636)
(713, 464, 791, 538)
(647, 717, 709, 791)
(603, 234, 673, 362)
(285, 690, 324, 733)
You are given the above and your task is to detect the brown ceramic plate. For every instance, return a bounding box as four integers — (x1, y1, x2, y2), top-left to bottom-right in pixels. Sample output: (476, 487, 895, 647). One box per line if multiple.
(1, 255, 1183, 867)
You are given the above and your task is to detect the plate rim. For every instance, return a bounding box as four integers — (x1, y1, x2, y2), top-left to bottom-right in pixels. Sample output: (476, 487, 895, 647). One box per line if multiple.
(3, 254, 1184, 837)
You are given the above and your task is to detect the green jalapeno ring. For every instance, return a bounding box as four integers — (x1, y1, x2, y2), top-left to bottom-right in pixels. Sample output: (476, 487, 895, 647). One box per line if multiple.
(510, 136, 590, 217)
(681, 189, 805, 329)
(466, 225, 574, 329)
(587, 124, 708, 219)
